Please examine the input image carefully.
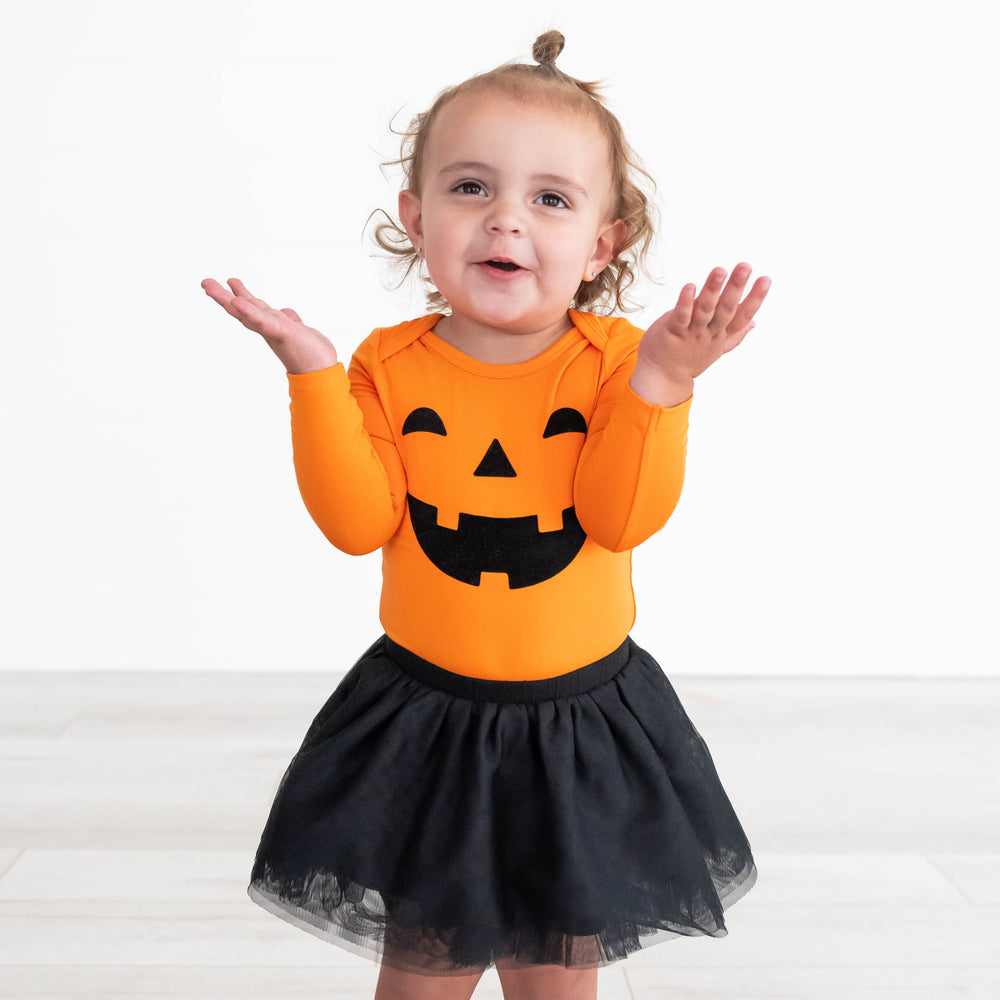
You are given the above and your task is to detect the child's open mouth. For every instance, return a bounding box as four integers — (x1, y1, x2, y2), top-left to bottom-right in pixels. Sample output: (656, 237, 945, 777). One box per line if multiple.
(483, 260, 522, 272)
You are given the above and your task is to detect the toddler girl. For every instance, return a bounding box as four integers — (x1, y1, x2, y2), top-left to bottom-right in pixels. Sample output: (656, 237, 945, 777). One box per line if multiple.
(203, 30, 768, 1000)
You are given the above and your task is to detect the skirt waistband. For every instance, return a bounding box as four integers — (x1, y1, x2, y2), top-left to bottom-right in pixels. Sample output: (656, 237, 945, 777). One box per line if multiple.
(382, 636, 633, 704)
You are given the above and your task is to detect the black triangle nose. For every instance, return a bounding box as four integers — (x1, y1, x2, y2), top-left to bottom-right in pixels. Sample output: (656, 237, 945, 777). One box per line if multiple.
(474, 439, 517, 478)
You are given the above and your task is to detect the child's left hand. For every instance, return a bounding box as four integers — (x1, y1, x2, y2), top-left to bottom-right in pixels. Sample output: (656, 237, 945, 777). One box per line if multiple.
(630, 263, 771, 408)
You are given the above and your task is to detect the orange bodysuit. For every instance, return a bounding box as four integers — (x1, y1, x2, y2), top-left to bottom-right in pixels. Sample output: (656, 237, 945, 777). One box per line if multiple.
(287, 309, 691, 680)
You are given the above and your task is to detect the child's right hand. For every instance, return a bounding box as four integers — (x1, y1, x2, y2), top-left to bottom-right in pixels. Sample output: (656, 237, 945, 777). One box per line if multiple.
(630, 264, 770, 408)
(201, 278, 339, 374)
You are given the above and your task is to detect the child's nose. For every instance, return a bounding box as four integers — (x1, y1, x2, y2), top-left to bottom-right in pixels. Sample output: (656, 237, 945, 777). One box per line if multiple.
(484, 197, 524, 235)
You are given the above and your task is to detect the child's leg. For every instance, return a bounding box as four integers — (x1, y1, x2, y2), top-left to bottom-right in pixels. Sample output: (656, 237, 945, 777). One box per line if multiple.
(374, 962, 484, 1000)
(495, 961, 598, 1000)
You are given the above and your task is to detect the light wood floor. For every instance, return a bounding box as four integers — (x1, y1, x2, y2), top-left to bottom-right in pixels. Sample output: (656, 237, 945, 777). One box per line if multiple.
(1, 669, 997, 999)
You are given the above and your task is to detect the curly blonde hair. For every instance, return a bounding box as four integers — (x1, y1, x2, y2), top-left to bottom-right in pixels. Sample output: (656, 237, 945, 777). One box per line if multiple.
(373, 31, 655, 314)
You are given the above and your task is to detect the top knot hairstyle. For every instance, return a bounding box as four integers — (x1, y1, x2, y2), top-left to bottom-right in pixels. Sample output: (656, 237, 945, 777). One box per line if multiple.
(374, 31, 655, 314)
(532, 28, 565, 67)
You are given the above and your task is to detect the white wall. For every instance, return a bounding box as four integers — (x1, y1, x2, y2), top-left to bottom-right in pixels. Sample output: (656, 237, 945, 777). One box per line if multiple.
(2, 1, 996, 675)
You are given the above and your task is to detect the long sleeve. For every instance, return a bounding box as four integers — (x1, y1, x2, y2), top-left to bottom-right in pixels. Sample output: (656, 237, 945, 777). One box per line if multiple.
(573, 343, 692, 553)
(287, 363, 406, 555)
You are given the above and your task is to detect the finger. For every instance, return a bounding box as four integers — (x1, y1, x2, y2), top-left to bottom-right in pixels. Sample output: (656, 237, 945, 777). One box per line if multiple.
(227, 295, 289, 339)
(203, 277, 285, 337)
(203, 278, 251, 322)
(671, 282, 698, 327)
(228, 278, 272, 312)
(710, 262, 753, 331)
(201, 277, 232, 306)
(691, 267, 728, 328)
(281, 307, 303, 324)
(219, 292, 266, 332)
(722, 321, 754, 355)
(726, 275, 772, 334)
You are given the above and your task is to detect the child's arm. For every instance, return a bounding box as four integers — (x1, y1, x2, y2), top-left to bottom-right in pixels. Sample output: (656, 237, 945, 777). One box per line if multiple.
(629, 263, 771, 407)
(286, 363, 404, 554)
(201, 277, 402, 554)
(574, 264, 770, 552)
(574, 353, 690, 554)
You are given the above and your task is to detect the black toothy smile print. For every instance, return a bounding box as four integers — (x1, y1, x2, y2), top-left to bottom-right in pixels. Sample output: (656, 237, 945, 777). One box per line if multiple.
(406, 495, 586, 589)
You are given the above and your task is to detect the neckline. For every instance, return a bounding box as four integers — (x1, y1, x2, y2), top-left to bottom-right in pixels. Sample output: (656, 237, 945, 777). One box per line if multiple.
(422, 322, 584, 378)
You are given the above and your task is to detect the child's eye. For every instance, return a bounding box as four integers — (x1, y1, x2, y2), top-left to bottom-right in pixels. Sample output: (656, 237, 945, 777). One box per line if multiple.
(454, 181, 486, 196)
(536, 192, 568, 209)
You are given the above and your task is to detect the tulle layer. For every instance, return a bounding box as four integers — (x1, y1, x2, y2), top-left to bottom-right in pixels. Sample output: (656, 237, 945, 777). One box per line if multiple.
(249, 636, 756, 973)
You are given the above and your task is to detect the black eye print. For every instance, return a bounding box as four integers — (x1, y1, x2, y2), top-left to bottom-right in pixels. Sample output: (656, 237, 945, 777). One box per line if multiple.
(402, 407, 447, 436)
(543, 408, 587, 438)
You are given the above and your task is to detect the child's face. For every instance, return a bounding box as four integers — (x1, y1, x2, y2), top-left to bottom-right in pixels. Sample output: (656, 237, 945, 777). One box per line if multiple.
(399, 90, 624, 355)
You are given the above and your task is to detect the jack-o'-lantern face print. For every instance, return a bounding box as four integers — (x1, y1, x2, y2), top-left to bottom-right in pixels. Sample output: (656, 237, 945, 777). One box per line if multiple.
(402, 405, 588, 588)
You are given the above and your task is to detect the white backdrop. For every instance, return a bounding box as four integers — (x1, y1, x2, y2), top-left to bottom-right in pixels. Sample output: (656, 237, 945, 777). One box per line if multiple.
(2, 0, 997, 675)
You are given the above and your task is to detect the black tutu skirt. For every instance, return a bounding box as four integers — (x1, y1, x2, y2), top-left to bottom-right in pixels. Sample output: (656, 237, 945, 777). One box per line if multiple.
(248, 636, 756, 974)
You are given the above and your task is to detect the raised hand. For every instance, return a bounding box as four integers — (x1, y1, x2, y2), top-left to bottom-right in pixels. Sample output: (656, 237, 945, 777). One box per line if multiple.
(630, 263, 771, 407)
(201, 277, 339, 374)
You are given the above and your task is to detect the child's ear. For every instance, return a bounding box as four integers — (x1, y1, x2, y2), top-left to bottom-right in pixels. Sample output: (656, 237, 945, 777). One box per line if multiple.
(588, 218, 626, 276)
(398, 190, 423, 248)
